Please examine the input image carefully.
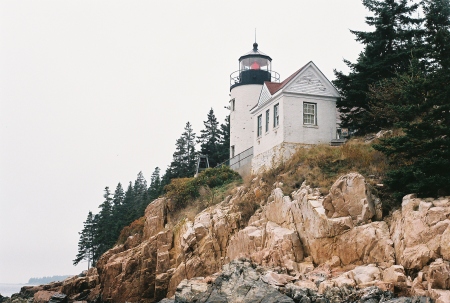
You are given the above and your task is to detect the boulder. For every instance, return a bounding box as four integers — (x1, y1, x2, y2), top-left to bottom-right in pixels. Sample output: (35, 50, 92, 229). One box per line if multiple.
(33, 290, 58, 303)
(428, 289, 450, 303)
(48, 293, 67, 303)
(390, 195, 450, 270)
(349, 265, 381, 285)
(427, 259, 450, 291)
(258, 178, 395, 267)
(322, 173, 382, 224)
(173, 260, 295, 303)
(382, 265, 407, 284)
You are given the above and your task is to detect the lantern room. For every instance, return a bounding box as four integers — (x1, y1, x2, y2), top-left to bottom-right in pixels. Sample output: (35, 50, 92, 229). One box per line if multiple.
(230, 43, 279, 90)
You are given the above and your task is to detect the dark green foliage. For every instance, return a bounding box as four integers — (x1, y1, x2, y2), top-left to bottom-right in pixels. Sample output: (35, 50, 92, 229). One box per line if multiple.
(133, 171, 149, 219)
(164, 122, 197, 181)
(148, 167, 163, 201)
(75, 105, 230, 265)
(75, 171, 160, 265)
(73, 211, 96, 268)
(423, 0, 450, 69)
(93, 187, 115, 261)
(161, 111, 230, 186)
(111, 183, 125, 241)
(197, 109, 221, 167)
(333, 0, 422, 134)
(373, 0, 450, 200)
(374, 68, 450, 199)
(216, 115, 230, 165)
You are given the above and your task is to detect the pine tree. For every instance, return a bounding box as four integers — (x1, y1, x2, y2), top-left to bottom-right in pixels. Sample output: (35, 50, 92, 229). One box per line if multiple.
(373, 0, 450, 200)
(423, 0, 450, 69)
(94, 187, 114, 261)
(133, 171, 149, 217)
(183, 122, 197, 175)
(148, 167, 163, 201)
(216, 115, 230, 165)
(165, 122, 197, 180)
(197, 109, 221, 167)
(73, 211, 96, 269)
(333, 0, 423, 134)
(121, 181, 135, 225)
(111, 183, 125, 240)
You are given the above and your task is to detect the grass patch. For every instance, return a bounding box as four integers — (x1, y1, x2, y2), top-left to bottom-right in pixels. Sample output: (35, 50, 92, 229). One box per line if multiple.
(258, 141, 396, 213)
(164, 166, 242, 224)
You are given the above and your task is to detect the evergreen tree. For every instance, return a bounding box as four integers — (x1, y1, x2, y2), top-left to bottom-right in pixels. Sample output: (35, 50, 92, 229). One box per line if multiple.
(111, 183, 125, 240)
(333, 0, 423, 134)
(73, 211, 96, 269)
(197, 108, 221, 167)
(133, 171, 149, 217)
(148, 167, 163, 201)
(423, 0, 450, 69)
(165, 122, 197, 179)
(373, 1, 450, 200)
(94, 187, 114, 261)
(216, 115, 230, 164)
(121, 181, 135, 225)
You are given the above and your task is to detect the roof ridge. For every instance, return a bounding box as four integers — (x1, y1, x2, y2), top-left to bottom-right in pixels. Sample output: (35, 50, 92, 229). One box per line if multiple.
(265, 62, 309, 95)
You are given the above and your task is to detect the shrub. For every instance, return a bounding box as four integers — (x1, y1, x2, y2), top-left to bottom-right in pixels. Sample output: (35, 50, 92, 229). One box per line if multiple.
(259, 142, 394, 211)
(117, 217, 145, 244)
(164, 166, 241, 211)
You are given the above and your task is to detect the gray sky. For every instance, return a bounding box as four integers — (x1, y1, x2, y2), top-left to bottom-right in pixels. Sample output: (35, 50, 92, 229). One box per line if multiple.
(0, 0, 370, 283)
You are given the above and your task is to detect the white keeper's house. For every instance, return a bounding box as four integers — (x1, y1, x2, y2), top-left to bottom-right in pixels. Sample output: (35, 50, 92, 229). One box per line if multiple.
(228, 42, 342, 176)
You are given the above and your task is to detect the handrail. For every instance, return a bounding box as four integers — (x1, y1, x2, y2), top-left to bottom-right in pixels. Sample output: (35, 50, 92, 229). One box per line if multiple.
(230, 70, 280, 87)
(217, 147, 254, 169)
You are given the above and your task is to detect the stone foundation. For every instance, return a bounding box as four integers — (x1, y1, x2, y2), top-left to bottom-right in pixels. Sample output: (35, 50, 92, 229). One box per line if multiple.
(251, 142, 307, 174)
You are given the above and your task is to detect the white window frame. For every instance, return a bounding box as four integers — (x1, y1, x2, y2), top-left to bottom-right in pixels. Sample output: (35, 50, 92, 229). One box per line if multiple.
(230, 98, 235, 111)
(257, 115, 262, 137)
(265, 109, 269, 133)
(273, 103, 279, 127)
(303, 102, 317, 125)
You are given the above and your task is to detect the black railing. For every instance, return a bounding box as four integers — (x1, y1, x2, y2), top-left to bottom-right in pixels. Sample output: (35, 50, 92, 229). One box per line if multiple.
(230, 70, 280, 88)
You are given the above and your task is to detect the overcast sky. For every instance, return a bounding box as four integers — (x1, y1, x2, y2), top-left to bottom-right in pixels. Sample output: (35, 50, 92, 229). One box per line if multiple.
(0, 0, 370, 283)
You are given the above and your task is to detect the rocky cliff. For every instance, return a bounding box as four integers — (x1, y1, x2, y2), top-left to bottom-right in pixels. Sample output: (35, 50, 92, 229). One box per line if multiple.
(8, 173, 450, 303)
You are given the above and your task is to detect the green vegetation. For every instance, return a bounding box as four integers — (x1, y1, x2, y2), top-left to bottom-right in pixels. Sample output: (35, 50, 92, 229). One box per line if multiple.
(334, 0, 450, 200)
(334, 0, 422, 134)
(162, 109, 230, 184)
(74, 169, 164, 267)
(74, 0, 450, 268)
(197, 108, 230, 168)
(74, 109, 231, 268)
(165, 166, 241, 211)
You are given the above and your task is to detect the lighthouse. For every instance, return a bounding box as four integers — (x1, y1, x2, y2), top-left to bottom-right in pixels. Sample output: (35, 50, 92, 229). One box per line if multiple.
(229, 43, 279, 162)
(228, 42, 340, 175)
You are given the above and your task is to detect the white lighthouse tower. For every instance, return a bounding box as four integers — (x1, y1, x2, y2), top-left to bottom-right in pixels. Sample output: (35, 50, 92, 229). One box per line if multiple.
(229, 43, 279, 171)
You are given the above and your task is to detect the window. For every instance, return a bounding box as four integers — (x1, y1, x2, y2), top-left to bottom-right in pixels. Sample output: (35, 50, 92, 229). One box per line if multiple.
(273, 104, 279, 127)
(257, 115, 262, 137)
(230, 98, 235, 111)
(265, 109, 270, 132)
(231, 145, 235, 158)
(303, 102, 317, 125)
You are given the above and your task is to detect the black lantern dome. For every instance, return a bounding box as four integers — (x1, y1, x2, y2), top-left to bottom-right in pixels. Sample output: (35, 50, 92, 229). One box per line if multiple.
(230, 43, 279, 90)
